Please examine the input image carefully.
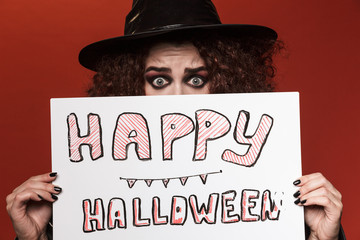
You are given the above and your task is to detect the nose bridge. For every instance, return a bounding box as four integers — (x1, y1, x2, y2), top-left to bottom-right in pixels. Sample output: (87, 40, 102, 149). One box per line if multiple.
(171, 76, 183, 95)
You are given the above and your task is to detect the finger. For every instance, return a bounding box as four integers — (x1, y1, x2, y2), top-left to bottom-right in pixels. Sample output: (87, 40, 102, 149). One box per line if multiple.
(10, 188, 58, 213)
(294, 173, 338, 197)
(6, 193, 16, 213)
(13, 181, 61, 196)
(297, 187, 342, 209)
(7, 189, 44, 217)
(12, 172, 58, 194)
(35, 189, 59, 202)
(9, 183, 62, 207)
(27, 172, 58, 183)
(300, 195, 342, 220)
(295, 172, 328, 187)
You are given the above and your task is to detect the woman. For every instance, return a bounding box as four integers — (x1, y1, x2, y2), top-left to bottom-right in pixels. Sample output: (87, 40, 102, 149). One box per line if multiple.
(6, 0, 344, 239)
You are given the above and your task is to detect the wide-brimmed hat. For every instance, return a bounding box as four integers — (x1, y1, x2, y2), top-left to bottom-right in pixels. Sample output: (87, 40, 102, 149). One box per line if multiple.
(79, 0, 277, 71)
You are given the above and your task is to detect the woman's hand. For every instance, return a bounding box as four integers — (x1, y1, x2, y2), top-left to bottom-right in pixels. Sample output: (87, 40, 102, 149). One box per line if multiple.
(293, 173, 343, 240)
(6, 172, 61, 240)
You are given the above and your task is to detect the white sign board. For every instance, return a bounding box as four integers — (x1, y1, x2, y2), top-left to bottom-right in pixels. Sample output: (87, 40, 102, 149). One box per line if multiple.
(51, 92, 304, 239)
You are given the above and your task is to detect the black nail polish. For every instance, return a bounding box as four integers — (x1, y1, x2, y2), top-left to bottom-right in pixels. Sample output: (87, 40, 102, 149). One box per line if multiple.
(293, 179, 301, 186)
(54, 186, 62, 193)
(38, 194, 44, 200)
(51, 194, 58, 200)
(294, 198, 300, 204)
(293, 190, 300, 198)
(50, 172, 57, 177)
(301, 199, 307, 204)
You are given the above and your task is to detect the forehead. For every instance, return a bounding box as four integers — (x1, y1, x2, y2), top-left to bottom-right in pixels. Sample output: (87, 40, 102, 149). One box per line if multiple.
(145, 42, 203, 65)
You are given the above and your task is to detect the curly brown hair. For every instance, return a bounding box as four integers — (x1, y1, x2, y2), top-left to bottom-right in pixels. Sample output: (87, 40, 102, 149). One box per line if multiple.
(87, 30, 283, 96)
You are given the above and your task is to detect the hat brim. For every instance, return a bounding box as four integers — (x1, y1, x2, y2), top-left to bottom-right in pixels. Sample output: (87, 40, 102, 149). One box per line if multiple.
(79, 24, 277, 71)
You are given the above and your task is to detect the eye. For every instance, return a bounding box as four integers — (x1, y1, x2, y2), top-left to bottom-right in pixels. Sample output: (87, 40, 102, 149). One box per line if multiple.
(186, 76, 206, 87)
(151, 77, 170, 88)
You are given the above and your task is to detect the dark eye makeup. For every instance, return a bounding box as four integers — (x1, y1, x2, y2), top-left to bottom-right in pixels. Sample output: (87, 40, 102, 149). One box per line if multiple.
(145, 75, 171, 89)
(184, 75, 207, 88)
(144, 67, 208, 90)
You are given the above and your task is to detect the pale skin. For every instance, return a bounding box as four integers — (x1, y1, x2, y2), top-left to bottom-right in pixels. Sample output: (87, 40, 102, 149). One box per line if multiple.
(144, 43, 210, 95)
(6, 43, 342, 240)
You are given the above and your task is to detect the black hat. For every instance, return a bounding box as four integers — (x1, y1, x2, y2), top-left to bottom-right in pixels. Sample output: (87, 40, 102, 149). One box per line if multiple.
(79, 0, 277, 71)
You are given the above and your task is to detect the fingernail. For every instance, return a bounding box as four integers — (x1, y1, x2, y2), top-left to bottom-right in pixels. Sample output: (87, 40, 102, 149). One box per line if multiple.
(293, 190, 300, 198)
(38, 194, 44, 200)
(300, 199, 307, 204)
(50, 172, 57, 177)
(294, 198, 300, 204)
(293, 179, 301, 186)
(51, 194, 58, 200)
(54, 186, 62, 193)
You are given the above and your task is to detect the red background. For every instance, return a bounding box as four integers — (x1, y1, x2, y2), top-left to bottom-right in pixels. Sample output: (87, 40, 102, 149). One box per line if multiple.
(1, 0, 359, 239)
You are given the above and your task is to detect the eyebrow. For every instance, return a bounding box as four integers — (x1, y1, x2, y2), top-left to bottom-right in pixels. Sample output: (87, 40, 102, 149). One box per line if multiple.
(145, 67, 171, 73)
(145, 66, 207, 74)
(184, 66, 207, 74)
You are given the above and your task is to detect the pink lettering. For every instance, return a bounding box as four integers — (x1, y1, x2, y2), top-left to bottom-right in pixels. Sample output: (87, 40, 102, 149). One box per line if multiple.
(189, 193, 219, 224)
(241, 189, 260, 222)
(82, 198, 105, 232)
(108, 198, 126, 229)
(221, 190, 240, 223)
(133, 198, 150, 227)
(194, 110, 231, 161)
(222, 111, 273, 167)
(161, 113, 194, 160)
(67, 113, 103, 162)
(170, 196, 187, 225)
(152, 197, 168, 225)
(261, 190, 281, 221)
(113, 113, 151, 160)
